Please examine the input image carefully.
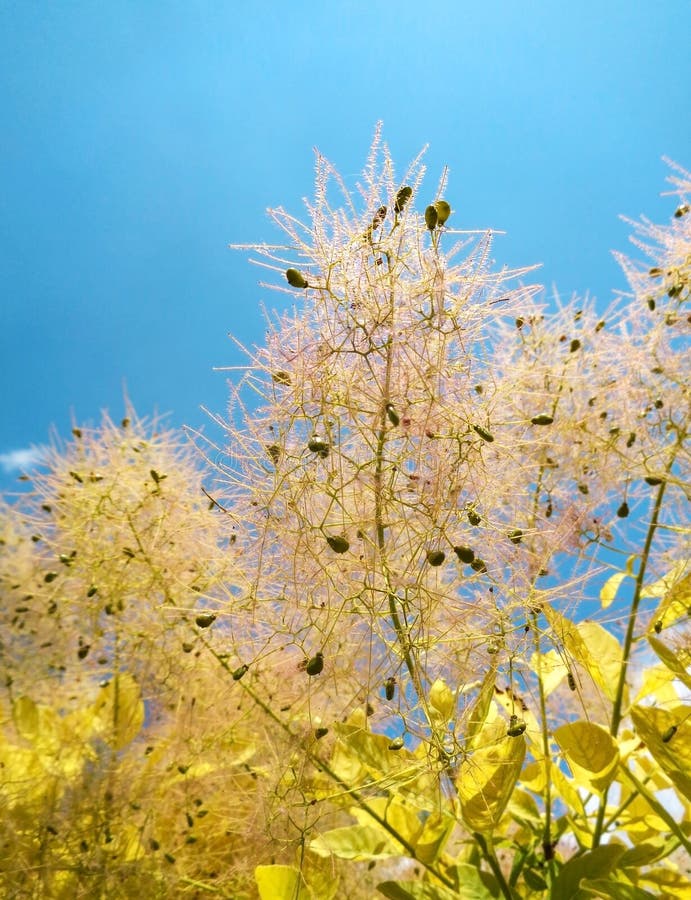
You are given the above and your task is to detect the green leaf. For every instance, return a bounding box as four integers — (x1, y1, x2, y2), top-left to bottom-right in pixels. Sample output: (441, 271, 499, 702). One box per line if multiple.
(378, 867, 492, 900)
(553, 721, 619, 794)
(255, 865, 313, 900)
(550, 844, 626, 900)
(580, 878, 660, 900)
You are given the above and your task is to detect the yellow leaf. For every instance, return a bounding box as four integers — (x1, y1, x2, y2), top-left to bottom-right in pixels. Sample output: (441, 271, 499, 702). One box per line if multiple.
(529, 649, 568, 696)
(600, 572, 629, 609)
(647, 636, 691, 690)
(465, 665, 497, 751)
(429, 678, 454, 720)
(255, 865, 313, 900)
(12, 696, 39, 742)
(630, 704, 691, 800)
(308, 824, 402, 860)
(576, 621, 625, 704)
(633, 665, 677, 705)
(90, 673, 144, 749)
(458, 726, 526, 833)
(649, 568, 691, 632)
(543, 606, 624, 703)
(553, 721, 619, 794)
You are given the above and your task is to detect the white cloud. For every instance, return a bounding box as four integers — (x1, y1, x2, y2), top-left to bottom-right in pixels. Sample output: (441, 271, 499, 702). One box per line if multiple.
(0, 447, 47, 474)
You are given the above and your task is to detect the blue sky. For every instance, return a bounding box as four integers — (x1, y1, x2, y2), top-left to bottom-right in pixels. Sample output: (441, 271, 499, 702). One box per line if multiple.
(1, 1, 689, 488)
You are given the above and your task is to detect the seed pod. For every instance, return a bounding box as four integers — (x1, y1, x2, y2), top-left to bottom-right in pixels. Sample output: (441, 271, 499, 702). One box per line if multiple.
(121, 417, 131, 428)
(164, 853, 176, 865)
(648, 267, 663, 278)
(308, 435, 330, 455)
(674, 204, 690, 218)
(570, 339, 581, 352)
(653, 620, 662, 634)
(272, 370, 291, 385)
(266, 444, 281, 464)
(473, 424, 495, 443)
(394, 185, 412, 213)
(150, 469, 166, 484)
(44, 572, 58, 583)
(386, 404, 400, 426)
(487, 641, 500, 655)
(87, 585, 98, 597)
(616, 501, 629, 518)
(454, 545, 475, 564)
(531, 414, 554, 426)
(470, 558, 487, 573)
(182, 642, 194, 653)
(384, 677, 396, 701)
(305, 652, 324, 676)
(195, 613, 216, 628)
(424, 205, 438, 231)
(661, 725, 677, 743)
(626, 432, 636, 448)
(645, 476, 663, 486)
(286, 268, 308, 288)
(326, 535, 349, 553)
(507, 715, 527, 737)
(426, 550, 446, 567)
(371, 205, 387, 229)
(315, 727, 329, 739)
(388, 736, 405, 751)
(647, 297, 656, 311)
(72, 427, 82, 438)
(232, 664, 249, 681)
(468, 510, 481, 526)
(433, 200, 451, 225)
(77, 644, 90, 660)
(567, 671, 576, 691)
(508, 529, 523, 545)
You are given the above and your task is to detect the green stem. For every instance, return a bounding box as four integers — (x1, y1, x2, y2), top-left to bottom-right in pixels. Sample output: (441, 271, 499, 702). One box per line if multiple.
(474, 833, 514, 900)
(593, 471, 671, 848)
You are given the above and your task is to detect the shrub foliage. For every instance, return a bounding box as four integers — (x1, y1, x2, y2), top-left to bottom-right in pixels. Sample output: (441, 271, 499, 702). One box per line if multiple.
(1, 132, 689, 898)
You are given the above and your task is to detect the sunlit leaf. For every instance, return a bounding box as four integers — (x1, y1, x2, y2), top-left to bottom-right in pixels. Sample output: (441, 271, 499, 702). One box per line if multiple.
(255, 865, 313, 900)
(647, 636, 691, 690)
(429, 678, 454, 720)
(308, 824, 402, 861)
(648, 568, 691, 632)
(543, 606, 624, 703)
(529, 649, 569, 696)
(553, 721, 619, 794)
(464, 666, 497, 751)
(458, 725, 526, 833)
(12, 696, 40, 743)
(90, 673, 145, 749)
(630, 704, 691, 800)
